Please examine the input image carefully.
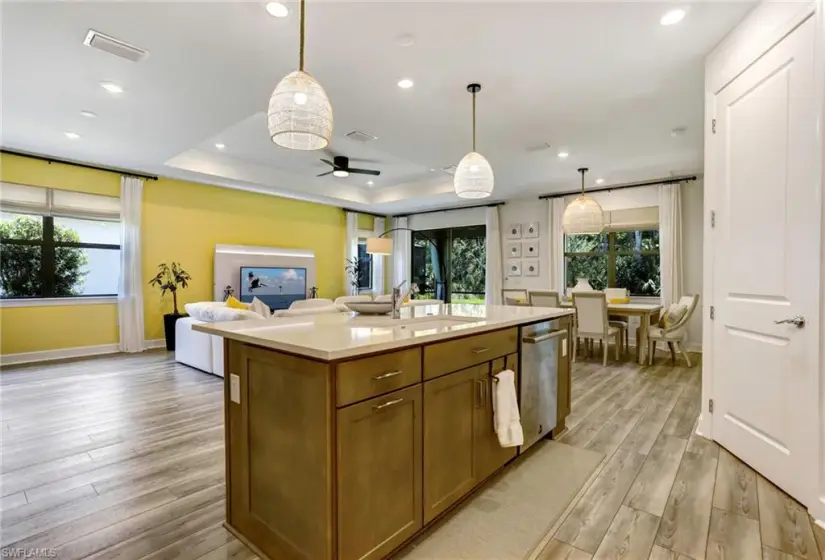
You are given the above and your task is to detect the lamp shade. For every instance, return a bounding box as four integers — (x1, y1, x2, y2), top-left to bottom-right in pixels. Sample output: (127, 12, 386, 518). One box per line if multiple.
(563, 194, 606, 234)
(454, 151, 494, 199)
(366, 237, 393, 255)
(267, 70, 333, 150)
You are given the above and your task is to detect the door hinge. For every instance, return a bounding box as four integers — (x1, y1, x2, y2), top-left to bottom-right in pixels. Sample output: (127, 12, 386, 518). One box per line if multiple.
(711, 118, 716, 134)
(710, 306, 715, 320)
(709, 399, 714, 414)
(711, 210, 716, 228)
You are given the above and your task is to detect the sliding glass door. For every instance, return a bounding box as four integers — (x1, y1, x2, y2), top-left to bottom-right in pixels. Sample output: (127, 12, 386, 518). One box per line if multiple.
(411, 225, 486, 303)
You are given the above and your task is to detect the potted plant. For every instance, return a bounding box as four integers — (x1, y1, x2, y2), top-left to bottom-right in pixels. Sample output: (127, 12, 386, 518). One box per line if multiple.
(148, 262, 191, 351)
(344, 257, 364, 296)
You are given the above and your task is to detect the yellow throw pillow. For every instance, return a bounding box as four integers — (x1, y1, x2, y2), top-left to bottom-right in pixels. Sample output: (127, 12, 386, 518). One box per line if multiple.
(225, 295, 249, 310)
(608, 297, 630, 304)
(659, 303, 688, 328)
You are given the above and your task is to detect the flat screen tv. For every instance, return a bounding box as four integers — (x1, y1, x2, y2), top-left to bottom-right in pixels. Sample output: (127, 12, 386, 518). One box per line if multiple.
(239, 266, 307, 310)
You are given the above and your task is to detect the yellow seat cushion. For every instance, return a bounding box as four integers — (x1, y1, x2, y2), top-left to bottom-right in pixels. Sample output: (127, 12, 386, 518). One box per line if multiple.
(608, 297, 630, 304)
(225, 296, 249, 310)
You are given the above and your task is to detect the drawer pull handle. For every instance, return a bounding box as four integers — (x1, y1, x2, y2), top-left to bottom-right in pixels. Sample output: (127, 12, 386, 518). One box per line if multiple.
(472, 347, 489, 355)
(373, 370, 402, 380)
(373, 398, 404, 411)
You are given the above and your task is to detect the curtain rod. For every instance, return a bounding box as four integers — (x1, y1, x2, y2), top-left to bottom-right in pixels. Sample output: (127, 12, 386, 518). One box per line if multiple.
(1, 149, 159, 181)
(393, 201, 505, 218)
(341, 208, 388, 219)
(538, 174, 697, 200)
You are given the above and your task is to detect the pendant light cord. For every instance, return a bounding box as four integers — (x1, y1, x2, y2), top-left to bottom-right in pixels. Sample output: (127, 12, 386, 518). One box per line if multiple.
(472, 91, 477, 152)
(579, 168, 587, 195)
(299, 0, 306, 71)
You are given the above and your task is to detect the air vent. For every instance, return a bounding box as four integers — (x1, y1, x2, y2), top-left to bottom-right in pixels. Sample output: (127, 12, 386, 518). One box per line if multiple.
(83, 30, 148, 63)
(346, 130, 377, 143)
(527, 142, 553, 153)
(441, 165, 457, 175)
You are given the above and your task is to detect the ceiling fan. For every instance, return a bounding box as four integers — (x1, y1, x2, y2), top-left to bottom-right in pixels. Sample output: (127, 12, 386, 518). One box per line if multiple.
(317, 155, 380, 178)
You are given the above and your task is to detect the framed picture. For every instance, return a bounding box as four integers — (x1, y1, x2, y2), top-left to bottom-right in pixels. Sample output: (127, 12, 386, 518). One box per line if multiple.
(506, 224, 522, 239)
(506, 242, 522, 258)
(523, 241, 539, 258)
(524, 222, 539, 238)
(524, 261, 539, 276)
(507, 260, 522, 277)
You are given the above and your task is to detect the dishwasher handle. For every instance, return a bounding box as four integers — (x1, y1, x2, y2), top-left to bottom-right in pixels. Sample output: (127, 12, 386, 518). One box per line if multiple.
(522, 329, 566, 344)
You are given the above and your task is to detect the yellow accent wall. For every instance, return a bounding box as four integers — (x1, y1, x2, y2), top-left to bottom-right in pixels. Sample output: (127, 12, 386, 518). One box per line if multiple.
(0, 153, 348, 355)
(141, 178, 345, 341)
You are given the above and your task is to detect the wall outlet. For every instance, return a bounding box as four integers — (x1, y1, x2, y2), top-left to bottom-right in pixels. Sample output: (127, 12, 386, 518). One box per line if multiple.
(230, 374, 241, 404)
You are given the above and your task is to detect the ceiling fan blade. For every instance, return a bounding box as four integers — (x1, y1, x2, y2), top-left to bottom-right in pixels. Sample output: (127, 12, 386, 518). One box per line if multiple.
(347, 157, 382, 164)
(348, 168, 381, 176)
(316, 171, 334, 177)
(320, 159, 335, 167)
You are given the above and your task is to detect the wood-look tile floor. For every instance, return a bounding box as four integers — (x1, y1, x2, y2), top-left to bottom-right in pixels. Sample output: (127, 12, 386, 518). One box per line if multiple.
(537, 352, 825, 560)
(1, 352, 822, 560)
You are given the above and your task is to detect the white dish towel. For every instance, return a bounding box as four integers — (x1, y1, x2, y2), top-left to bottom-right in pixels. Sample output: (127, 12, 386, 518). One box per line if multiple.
(492, 369, 524, 448)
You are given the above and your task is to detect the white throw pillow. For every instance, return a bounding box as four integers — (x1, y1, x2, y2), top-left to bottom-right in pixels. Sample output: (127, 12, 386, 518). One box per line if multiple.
(249, 297, 272, 319)
(184, 302, 224, 322)
(184, 302, 264, 323)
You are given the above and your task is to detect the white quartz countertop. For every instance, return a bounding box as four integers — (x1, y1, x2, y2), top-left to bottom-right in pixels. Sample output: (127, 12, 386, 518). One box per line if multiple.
(192, 304, 574, 361)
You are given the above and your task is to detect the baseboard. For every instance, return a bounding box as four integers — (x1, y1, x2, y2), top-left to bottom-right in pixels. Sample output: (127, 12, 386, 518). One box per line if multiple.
(1, 343, 120, 366)
(1, 338, 169, 367)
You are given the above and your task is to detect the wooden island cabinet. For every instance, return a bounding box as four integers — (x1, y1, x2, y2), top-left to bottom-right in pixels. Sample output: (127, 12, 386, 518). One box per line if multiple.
(197, 305, 573, 560)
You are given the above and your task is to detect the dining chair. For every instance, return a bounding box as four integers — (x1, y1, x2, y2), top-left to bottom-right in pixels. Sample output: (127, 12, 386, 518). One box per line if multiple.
(502, 289, 528, 305)
(572, 292, 621, 366)
(528, 290, 560, 308)
(604, 288, 629, 354)
(647, 294, 700, 367)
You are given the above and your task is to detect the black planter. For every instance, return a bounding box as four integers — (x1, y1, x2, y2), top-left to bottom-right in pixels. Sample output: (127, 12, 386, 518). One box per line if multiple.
(163, 313, 186, 351)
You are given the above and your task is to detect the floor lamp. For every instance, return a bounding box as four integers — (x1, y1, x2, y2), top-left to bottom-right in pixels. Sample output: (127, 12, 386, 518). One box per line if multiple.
(366, 228, 446, 302)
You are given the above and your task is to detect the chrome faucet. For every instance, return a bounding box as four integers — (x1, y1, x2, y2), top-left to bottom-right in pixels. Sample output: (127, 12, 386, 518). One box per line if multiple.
(391, 280, 407, 319)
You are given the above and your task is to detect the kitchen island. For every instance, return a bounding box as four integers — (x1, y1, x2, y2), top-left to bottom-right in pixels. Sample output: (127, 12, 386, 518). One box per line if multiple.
(194, 304, 574, 560)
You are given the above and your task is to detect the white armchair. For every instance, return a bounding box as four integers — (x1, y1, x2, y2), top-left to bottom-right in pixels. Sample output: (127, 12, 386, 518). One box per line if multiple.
(647, 294, 700, 367)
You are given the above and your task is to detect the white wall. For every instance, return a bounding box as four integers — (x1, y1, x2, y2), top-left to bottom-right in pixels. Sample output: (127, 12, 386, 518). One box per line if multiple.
(406, 207, 485, 231)
(499, 184, 704, 350)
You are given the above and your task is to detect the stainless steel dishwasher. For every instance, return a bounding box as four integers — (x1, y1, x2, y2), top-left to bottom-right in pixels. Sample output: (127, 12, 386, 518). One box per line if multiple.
(520, 320, 567, 451)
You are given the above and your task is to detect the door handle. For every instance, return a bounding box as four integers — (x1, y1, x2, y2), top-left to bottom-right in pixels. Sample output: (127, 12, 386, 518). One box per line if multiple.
(775, 315, 805, 328)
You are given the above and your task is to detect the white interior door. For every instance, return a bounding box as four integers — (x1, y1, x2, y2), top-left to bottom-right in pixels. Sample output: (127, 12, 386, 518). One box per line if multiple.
(711, 15, 819, 504)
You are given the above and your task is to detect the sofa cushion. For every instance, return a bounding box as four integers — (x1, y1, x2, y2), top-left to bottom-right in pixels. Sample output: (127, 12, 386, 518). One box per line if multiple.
(185, 302, 263, 323)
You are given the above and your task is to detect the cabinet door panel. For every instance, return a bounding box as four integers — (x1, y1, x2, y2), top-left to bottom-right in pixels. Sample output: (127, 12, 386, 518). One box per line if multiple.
(337, 385, 423, 560)
(423, 365, 482, 523)
(475, 357, 518, 482)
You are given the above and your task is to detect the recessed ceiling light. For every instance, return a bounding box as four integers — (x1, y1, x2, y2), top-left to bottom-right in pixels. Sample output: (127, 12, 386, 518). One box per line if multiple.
(660, 8, 686, 26)
(265, 2, 289, 17)
(557, 151, 569, 158)
(595, 178, 605, 185)
(397, 78, 414, 89)
(64, 132, 81, 140)
(367, 180, 374, 186)
(80, 110, 97, 118)
(100, 82, 123, 94)
(333, 170, 349, 178)
(396, 34, 415, 47)
(215, 143, 225, 150)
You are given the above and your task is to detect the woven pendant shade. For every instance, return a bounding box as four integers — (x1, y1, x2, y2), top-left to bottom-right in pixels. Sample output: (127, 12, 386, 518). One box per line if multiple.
(454, 151, 494, 199)
(454, 83, 494, 199)
(563, 168, 605, 234)
(267, 0, 332, 151)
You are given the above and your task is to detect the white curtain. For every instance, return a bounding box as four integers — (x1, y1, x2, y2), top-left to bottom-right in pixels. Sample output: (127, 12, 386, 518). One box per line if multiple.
(659, 183, 683, 307)
(372, 217, 385, 295)
(345, 211, 359, 295)
(548, 198, 567, 293)
(118, 176, 145, 353)
(391, 216, 410, 289)
(484, 206, 503, 305)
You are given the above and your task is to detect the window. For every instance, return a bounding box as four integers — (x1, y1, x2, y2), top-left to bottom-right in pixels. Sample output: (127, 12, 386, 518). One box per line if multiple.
(564, 229, 660, 296)
(356, 239, 372, 291)
(411, 225, 486, 303)
(0, 183, 121, 299)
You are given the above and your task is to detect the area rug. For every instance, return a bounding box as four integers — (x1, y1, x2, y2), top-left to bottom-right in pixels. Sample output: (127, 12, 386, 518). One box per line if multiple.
(399, 440, 603, 560)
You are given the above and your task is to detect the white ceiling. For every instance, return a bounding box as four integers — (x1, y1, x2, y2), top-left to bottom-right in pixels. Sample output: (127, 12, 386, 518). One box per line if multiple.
(1, 1, 754, 214)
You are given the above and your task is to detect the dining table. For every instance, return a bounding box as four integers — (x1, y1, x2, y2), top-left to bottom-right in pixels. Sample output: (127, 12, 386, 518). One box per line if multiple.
(558, 301, 663, 365)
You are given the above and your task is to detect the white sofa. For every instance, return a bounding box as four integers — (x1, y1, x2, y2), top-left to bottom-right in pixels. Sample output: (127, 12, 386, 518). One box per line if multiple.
(176, 317, 226, 377)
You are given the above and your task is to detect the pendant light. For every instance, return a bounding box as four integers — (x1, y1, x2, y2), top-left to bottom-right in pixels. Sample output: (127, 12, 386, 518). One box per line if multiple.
(267, 0, 333, 150)
(562, 167, 605, 234)
(454, 83, 494, 199)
